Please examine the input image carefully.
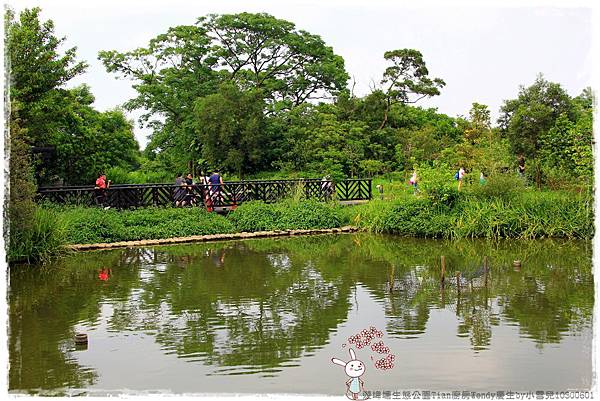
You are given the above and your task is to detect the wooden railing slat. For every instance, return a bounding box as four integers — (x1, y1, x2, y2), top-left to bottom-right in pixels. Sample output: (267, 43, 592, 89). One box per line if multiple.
(37, 178, 372, 208)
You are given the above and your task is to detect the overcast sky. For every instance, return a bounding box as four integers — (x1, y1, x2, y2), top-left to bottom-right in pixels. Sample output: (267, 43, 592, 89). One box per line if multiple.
(6, 0, 596, 150)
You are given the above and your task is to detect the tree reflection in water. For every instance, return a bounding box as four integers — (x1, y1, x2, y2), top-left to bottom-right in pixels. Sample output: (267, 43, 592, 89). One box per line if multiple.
(8, 234, 593, 392)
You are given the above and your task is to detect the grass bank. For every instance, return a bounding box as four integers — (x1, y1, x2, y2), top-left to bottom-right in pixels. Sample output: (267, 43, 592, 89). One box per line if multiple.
(348, 188, 593, 239)
(48, 199, 348, 246)
(22, 181, 592, 265)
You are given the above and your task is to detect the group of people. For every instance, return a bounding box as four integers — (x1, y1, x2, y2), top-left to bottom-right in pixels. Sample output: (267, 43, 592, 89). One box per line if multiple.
(93, 170, 224, 209)
(407, 155, 526, 195)
(174, 170, 224, 208)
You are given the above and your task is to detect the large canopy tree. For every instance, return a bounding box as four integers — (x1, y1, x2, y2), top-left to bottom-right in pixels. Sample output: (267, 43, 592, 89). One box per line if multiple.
(497, 75, 583, 186)
(49, 85, 140, 184)
(99, 24, 218, 172)
(99, 12, 349, 174)
(202, 12, 348, 108)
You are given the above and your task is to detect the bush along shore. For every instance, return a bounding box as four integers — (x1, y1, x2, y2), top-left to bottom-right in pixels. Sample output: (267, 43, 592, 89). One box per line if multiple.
(16, 185, 592, 265)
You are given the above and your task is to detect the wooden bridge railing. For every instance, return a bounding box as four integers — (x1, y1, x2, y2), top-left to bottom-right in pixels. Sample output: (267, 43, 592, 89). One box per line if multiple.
(37, 178, 372, 209)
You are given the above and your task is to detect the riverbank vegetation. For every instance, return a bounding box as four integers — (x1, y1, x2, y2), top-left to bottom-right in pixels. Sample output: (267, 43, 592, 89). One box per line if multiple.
(5, 7, 593, 264)
(39, 180, 591, 250)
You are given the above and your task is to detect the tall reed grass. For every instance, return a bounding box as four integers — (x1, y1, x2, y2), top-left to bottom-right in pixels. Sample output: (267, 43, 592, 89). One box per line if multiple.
(349, 189, 593, 239)
(8, 208, 68, 264)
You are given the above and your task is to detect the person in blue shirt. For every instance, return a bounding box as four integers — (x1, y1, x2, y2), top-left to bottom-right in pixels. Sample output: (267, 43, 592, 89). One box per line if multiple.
(209, 170, 224, 205)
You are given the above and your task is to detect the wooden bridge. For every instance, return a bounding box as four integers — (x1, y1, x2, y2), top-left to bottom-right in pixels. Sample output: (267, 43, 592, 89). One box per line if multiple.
(37, 178, 372, 211)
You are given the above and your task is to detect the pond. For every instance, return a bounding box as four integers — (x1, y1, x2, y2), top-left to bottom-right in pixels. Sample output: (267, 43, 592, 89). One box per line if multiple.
(8, 233, 593, 396)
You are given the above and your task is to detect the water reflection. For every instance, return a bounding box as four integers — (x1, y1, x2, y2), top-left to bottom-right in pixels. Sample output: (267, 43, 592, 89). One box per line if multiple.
(8, 234, 593, 393)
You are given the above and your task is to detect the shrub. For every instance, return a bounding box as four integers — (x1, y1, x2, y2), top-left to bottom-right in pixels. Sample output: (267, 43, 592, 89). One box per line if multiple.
(424, 182, 461, 208)
(106, 166, 173, 184)
(278, 199, 344, 229)
(228, 201, 281, 232)
(469, 173, 525, 202)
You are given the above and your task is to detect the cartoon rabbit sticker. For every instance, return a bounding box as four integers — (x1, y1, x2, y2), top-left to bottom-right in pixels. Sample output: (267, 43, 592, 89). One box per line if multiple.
(331, 348, 368, 400)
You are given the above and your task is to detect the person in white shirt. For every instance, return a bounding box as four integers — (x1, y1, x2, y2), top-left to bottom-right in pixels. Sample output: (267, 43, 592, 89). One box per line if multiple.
(458, 167, 465, 191)
(409, 169, 419, 194)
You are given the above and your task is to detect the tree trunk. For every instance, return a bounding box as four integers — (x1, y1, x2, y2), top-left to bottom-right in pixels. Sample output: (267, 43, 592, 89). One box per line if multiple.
(379, 106, 389, 130)
(379, 97, 391, 130)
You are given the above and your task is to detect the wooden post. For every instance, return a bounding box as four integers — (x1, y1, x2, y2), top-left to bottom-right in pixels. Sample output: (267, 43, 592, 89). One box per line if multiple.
(441, 256, 446, 288)
(455, 272, 461, 317)
(483, 256, 489, 287)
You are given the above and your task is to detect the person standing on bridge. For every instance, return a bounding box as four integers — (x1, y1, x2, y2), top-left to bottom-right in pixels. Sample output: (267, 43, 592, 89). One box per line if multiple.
(321, 175, 334, 200)
(209, 170, 224, 206)
(94, 172, 111, 208)
(174, 173, 186, 207)
(184, 173, 196, 206)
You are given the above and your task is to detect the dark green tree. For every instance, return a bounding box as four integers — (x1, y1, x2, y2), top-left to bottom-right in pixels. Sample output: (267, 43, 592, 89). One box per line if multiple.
(498, 74, 573, 161)
(99, 13, 349, 174)
(194, 83, 267, 178)
(497, 75, 593, 186)
(5, 7, 87, 144)
(6, 109, 37, 253)
(48, 85, 140, 184)
(7, 7, 139, 186)
(378, 49, 445, 129)
(539, 109, 593, 182)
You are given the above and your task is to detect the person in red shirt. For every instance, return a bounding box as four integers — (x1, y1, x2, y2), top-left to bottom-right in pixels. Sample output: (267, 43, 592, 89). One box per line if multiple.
(94, 173, 111, 207)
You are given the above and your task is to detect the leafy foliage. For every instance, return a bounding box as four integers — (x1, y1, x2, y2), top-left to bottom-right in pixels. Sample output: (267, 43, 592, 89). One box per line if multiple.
(228, 199, 346, 232)
(351, 189, 592, 240)
(47, 85, 139, 184)
(8, 208, 67, 264)
(497, 75, 593, 187)
(6, 7, 139, 185)
(5, 7, 87, 108)
(99, 12, 349, 175)
(468, 173, 525, 202)
(499, 74, 574, 159)
(7, 115, 37, 254)
(202, 12, 349, 108)
(378, 49, 445, 129)
(194, 83, 267, 178)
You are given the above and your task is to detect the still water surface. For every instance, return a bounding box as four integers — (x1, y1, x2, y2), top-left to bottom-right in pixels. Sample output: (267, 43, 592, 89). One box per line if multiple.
(8, 234, 593, 395)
